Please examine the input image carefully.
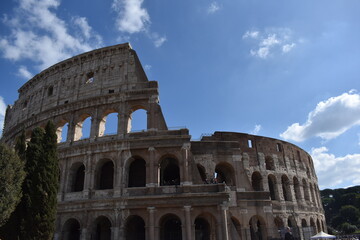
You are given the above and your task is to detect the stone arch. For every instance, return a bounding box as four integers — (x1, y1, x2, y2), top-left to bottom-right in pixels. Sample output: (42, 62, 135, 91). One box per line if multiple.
(309, 184, 316, 204)
(302, 179, 310, 201)
(230, 216, 242, 240)
(293, 177, 302, 201)
(99, 109, 118, 136)
(265, 156, 275, 170)
(159, 213, 182, 240)
(95, 159, 114, 190)
(125, 215, 145, 240)
(56, 119, 69, 143)
(197, 164, 207, 183)
(127, 105, 148, 133)
(74, 113, 92, 141)
(68, 162, 85, 192)
(92, 216, 112, 240)
(127, 157, 146, 187)
(194, 212, 217, 240)
(249, 215, 267, 240)
(268, 174, 278, 200)
(281, 175, 292, 201)
(215, 162, 235, 185)
(274, 216, 284, 229)
(62, 218, 81, 240)
(252, 171, 263, 191)
(159, 156, 180, 186)
(316, 219, 321, 232)
(310, 218, 316, 234)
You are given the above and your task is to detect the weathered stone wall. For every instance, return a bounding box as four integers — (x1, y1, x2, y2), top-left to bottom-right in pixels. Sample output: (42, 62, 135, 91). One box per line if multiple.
(1, 43, 325, 240)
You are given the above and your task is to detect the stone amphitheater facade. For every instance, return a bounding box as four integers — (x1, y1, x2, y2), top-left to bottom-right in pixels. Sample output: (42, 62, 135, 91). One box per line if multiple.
(1, 43, 325, 240)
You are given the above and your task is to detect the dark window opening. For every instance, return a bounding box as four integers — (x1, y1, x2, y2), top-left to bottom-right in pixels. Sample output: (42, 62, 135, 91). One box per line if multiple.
(72, 165, 85, 192)
(108, 89, 114, 94)
(160, 158, 180, 186)
(48, 86, 54, 96)
(86, 72, 94, 84)
(215, 163, 235, 185)
(64, 100, 69, 104)
(62, 219, 81, 240)
(94, 217, 111, 240)
(282, 175, 292, 201)
(99, 161, 114, 190)
(195, 218, 210, 240)
(161, 216, 182, 240)
(276, 143, 282, 152)
(128, 159, 146, 187)
(268, 176, 277, 200)
(252, 172, 263, 191)
(125, 216, 145, 240)
(23, 100, 28, 109)
(265, 156, 275, 170)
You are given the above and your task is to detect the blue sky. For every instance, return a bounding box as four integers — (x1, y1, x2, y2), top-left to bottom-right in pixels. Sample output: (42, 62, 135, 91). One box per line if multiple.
(0, 0, 360, 189)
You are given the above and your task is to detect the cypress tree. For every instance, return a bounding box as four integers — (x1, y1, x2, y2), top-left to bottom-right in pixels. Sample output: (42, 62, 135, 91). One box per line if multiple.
(0, 131, 26, 240)
(20, 121, 59, 240)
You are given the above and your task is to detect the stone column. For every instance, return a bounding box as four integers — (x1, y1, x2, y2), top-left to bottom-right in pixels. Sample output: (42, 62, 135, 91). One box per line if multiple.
(81, 228, 88, 240)
(147, 207, 156, 240)
(83, 152, 93, 198)
(184, 206, 192, 240)
(181, 143, 191, 186)
(221, 205, 229, 240)
(147, 147, 156, 187)
(111, 227, 119, 240)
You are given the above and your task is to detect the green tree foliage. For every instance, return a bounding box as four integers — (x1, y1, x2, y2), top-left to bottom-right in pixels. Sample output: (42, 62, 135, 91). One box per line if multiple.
(19, 122, 59, 240)
(321, 186, 360, 234)
(0, 142, 25, 227)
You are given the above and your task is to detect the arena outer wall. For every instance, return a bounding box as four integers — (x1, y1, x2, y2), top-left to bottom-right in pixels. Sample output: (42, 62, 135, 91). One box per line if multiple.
(1, 43, 325, 240)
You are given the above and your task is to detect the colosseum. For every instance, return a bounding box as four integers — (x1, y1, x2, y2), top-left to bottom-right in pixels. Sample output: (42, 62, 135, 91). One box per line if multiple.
(1, 43, 325, 240)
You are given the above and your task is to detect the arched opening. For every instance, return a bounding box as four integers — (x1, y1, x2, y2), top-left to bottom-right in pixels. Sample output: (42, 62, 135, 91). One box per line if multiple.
(93, 216, 111, 240)
(69, 163, 85, 192)
(301, 219, 307, 227)
(293, 177, 302, 201)
(62, 218, 81, 240)
(57, 121, 69, 143)
(215, 162, 235, 185)
(252, 172, 263, 191)
(249, 216, 266, 240)
(230, 217, 242, 240)
(302, 219, 312, 240)
(128, 108, 147, 133)
(97, 161, 114, 190)
(160, 157, 180, 186)
(99, 112, 118, 136)
(310, 218, 316, 235)
(74, 114, 92, 141)
(128, 158, 146, 187)
(274, 217, 284, 239)
(309, 184, 315, 204)
(160, 214, 182, 240)
(281, 175, 292, 201)
(268, 175, 277, 200)
(197, 164, 207, 183)
(125, 215, 145, 240)
(195, 217, 210, 240)
(288, 217, 300, 239)
(303, 179, 310, 201)
(265, 156, 275, 170)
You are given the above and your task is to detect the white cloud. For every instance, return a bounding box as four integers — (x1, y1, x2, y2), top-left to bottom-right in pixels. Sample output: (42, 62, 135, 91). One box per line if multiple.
(311, 147, 360, 189)
(112, 0, 166, 47)
(144, 64, 152, 70)
(0, 0, 103, 71)
(207, 2, 220, 14)
(243, 28, 298, 59)
(251, 124, 262, 135)
(0, 97, 6, 136)
(282, 43, 296, 53)
(280, 90, 360, 142)
(18, 65, 33, 79)
(242, 31, 259, 39)
(112, 0, 150, 34)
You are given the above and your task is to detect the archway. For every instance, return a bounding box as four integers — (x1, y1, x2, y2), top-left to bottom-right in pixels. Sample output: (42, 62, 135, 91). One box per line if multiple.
(160, 157, 180, 186)
(128, 158, 146, 187)
(281, 175, 292, 201)
(69, 163, 85, 192)
(100, 112, 118, 136)
(195, 217, 210, 240)
(93, 216, 111, 240)
(74, 114, 92, 141)
(268, 175, 277, 200)
(230, 217, 242, 240)
(293, 177, 301, 201)
(160, 214, 182, 240)
(125, 215, 145, 240)
(215, 162, 235, 185)
(97, 160, 114, 190)
(57, 120, 69, 143)
(197, 164, 207, 183)
(128, 108, 147, 132)
(62, 218, 81, 240)
(249, 216, 266, 240)
(302, 179, 310, 201)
